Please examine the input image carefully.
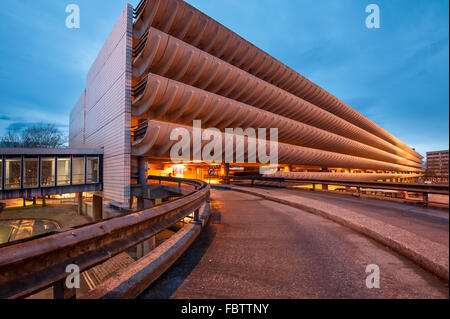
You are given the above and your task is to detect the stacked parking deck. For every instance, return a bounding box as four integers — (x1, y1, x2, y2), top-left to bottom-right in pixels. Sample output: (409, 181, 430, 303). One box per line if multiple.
(130, 0, 423, 176)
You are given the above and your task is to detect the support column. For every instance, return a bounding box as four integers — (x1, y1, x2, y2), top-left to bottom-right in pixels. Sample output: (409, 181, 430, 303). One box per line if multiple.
(137, 157, 148, 211)
(77, 192, 83, 215)
(138, 157, 148, 185)
(42, 196, 46, 207)
(321, 168, 329, 190)
(143, 236, 156, 255)
(224, 163, 230, 184)
(137, 236, 156, 259)
(137, 197, 144, 210)
(92, 194, 103, 221)
(53, 279, 76, 299)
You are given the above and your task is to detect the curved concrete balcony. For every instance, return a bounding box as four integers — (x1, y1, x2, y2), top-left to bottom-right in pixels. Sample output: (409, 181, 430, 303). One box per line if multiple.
(132, 120, 421, 172)
(133, 0, 422, 159)
(271, 172, 422, 182)
(132, 74, 422, 169)
(132, 28, 422, 165)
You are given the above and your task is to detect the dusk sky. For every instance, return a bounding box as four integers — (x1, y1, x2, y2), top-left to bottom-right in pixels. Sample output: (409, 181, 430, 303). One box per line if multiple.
(0, 0, 448, 157)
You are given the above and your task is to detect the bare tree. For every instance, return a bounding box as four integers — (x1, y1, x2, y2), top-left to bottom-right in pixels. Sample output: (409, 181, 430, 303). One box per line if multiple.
(1, 123, 67, 148)
(0, 127, 22, 147)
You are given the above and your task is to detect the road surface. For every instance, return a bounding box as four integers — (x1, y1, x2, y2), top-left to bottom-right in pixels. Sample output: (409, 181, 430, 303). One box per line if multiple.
(257, 186, 449, 247)
(140, 189, 448, 299)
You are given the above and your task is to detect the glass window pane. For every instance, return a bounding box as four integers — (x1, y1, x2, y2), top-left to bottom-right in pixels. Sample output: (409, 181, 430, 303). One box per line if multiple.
(87, 157, 99, 184)
(72, 158, 85, 185)
(41, 158, 55, 187)
(57, 158, 71, 186)
(24, 158, 39, 188)
(5, 159, 21, 189)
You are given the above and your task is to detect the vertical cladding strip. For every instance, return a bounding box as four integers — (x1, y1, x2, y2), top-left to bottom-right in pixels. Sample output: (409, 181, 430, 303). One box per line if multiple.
(79, 5, 133, 204)
(83, 89, 86, 146)
(124, 4, 133, 203)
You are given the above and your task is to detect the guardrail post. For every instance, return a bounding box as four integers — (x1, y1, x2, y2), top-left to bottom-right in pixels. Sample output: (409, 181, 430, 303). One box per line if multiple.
(194, 208, 200, 222)
(423, 193, 429, 207)
(77, 192, 83, 215)
(93, 194, 103, 221)
(53, 279, 76, 299)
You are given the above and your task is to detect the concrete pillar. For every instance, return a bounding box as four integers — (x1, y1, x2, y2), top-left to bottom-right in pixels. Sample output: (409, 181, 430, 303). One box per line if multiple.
(53, 279, 76, 299)
(136, 244, 143, 259)
(93, 194, 103, 221)
(143, 236, 155, 255)
(137, 236, 156, 259)
(77, 192, 83, 215)
(129, 196, 134, 210)
(137, 196, 144, 210)
(193, 207, 200, 222)
(321, 168, 328, 190)
(138, 157, 148, 185)
(33, 197, 37, 205)
(225, 163, 230, 177)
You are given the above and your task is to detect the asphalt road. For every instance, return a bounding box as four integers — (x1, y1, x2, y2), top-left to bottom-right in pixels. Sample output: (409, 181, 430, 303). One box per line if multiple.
(264, 186, 449, 247)
(140, 189, 448, 299)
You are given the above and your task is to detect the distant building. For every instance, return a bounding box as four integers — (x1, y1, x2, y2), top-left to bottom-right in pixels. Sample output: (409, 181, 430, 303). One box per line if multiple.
(426, 150, 449, 183)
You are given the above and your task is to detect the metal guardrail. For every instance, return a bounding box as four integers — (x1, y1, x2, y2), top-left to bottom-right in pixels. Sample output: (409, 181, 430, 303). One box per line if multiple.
(223, 176, 449, 206)
(0, 176, 210, 299)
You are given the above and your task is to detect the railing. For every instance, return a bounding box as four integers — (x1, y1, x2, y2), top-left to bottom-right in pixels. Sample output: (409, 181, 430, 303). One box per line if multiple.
(133, 0, 147, 19)
(132, 77, 148, 100)
(0, 176, 210, 299)
(223, 176, 449, 206)
(131, 121, 149, 142)
(133, 30, 148, 58)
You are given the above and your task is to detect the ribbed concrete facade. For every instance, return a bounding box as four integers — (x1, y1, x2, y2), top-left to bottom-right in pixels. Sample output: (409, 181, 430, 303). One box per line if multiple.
(70, 0, 423, 204)
(131, 0, 422, 170)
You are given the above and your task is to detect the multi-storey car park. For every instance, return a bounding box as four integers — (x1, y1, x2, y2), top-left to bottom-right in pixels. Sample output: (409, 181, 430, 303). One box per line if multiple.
(426, 150, 449, 184)
(68, 0, 424, 206)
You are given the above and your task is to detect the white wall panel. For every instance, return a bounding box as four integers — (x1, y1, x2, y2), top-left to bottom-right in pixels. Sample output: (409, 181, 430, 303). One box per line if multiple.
(69, 5, 133, 204)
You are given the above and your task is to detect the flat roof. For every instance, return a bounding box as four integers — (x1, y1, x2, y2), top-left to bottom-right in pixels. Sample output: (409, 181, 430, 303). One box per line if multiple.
(0, 148, 103, 156)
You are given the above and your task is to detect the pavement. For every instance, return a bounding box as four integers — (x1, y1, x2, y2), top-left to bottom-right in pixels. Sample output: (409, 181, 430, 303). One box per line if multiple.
(140, 189, 448, 299)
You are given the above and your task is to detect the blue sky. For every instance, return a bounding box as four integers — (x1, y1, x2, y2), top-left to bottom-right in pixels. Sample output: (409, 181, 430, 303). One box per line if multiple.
(0, 0, 448, 157)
